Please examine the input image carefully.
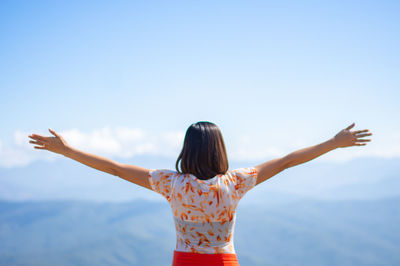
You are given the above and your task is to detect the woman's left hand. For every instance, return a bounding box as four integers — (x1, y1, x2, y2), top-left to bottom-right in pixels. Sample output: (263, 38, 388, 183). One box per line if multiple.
(28, 128, 70, 155)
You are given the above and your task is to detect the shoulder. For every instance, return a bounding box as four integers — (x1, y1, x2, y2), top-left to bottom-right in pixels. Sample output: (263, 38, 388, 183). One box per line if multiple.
(225, 167, 258, 184)
(227, 167, 258, 176)
(148, 169, 182, 181)
(148, 169, 179, 175)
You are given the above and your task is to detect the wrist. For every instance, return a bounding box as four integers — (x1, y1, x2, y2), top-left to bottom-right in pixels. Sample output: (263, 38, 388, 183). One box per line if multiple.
(326, 137, 339, 149)
(62, 145, 74, 157)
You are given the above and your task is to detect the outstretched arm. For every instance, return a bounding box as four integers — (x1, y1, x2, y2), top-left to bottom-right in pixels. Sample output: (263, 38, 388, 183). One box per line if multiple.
(283, 122, 372, 168)
(28, 128, 152, 190)
(254, 122, 372, 186)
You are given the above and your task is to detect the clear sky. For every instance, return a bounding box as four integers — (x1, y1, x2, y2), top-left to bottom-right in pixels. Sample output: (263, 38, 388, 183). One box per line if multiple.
(1, 0, 399, 168)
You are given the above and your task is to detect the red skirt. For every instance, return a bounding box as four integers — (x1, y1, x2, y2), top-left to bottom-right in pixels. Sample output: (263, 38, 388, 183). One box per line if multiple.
(172, 250, 240, 266)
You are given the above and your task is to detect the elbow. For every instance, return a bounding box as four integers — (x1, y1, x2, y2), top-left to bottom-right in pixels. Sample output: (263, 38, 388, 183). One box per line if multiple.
(109, 163, 121, 177)
(282, 155, 294, 169)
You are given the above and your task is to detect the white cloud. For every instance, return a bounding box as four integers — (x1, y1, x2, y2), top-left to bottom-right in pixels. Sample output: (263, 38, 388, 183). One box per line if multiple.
(0, 141, 57, 168)
(114, 127, 146, 142)
(0, 127, 186, 168)
(14, 130, 31, 148)
(0, 126, 399, 168)
(228, 130, 400, 163)
(0, 132, 57, 168)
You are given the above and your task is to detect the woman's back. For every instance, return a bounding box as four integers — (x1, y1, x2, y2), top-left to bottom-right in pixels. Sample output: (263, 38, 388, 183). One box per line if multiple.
(148, 167, 258, 254)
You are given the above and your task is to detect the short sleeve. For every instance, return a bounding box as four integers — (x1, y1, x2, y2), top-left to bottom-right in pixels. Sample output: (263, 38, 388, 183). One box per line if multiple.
(148, 169, 177, 202)
(230, 167, 258, 200)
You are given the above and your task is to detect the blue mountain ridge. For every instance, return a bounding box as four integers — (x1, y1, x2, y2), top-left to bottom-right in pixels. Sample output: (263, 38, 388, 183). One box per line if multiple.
(0, 195, 399, 266)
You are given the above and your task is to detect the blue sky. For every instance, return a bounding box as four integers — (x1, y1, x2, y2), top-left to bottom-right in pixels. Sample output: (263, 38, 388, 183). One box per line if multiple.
(1, 0, 399, 168)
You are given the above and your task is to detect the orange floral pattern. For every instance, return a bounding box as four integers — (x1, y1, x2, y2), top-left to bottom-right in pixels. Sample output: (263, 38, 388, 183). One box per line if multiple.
(148, 167, 258, 254)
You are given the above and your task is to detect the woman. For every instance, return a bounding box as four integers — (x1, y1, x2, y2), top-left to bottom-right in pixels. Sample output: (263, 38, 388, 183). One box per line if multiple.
(28, 121, 372, 265)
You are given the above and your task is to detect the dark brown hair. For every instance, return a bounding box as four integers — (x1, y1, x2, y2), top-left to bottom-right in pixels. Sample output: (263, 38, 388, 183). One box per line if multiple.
(175, 121, 229, 180)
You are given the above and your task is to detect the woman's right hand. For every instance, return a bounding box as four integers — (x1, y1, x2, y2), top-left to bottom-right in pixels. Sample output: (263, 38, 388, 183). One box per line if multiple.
(333, 122, 372, 148)
(28, 128, 71, 155)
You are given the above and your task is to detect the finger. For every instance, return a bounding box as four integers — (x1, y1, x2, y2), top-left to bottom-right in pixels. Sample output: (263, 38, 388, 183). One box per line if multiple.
(355, 133, 372, 138)
(30, 134, 49, 142)
(28, 134, 39, 139)
(354, 143, 366, 146)
(29, 140, 42, 145)
(49, 128, 59, 138)
(34, 146, 46, 149)
(346, 122, 355, 130)
(355, 139, 371, 142)
(352, 129, 370, 135)
(28, 135, 45, 143)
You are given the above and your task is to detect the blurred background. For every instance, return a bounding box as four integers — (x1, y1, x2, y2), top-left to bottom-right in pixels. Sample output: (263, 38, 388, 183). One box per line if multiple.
(1, 0, 399, 265)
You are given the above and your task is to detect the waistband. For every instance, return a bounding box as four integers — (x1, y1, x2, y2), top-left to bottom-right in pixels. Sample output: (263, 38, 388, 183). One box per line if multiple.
(172, 250, 239, 266)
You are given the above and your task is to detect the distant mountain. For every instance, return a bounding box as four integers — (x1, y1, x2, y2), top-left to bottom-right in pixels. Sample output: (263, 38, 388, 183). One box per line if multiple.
(1, 156, 399, 204)
(0, 199, 175, 266)
(239, 156, 400, 205)
(236, 196, 400, 266)
(0, 196, 399, 266)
